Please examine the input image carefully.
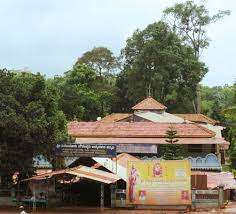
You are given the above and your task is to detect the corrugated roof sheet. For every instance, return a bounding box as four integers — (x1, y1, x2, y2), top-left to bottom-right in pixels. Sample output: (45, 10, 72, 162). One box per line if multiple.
(24, 165, 120, 184)
(132, 96, 167, 110)
(68, 121, 215, 138)
(135, 111, 188, 123)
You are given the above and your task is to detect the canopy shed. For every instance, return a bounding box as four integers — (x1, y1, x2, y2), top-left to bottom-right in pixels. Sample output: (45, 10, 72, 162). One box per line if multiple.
(23, 165, 120, 184)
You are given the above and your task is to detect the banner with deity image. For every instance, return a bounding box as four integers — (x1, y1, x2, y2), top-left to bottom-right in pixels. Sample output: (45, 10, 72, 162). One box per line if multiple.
(126, 160, 191, 205)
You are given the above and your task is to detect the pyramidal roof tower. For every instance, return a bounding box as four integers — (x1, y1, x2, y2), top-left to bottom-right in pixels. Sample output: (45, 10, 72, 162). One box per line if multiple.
(132, 96, 167, 113)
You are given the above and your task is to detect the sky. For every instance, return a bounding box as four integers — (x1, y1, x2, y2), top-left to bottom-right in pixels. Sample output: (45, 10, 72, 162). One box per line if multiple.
(0, 0, 235, 86)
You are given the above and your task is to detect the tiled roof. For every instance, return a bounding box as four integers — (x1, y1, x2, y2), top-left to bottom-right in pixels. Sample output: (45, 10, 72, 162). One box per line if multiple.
(76, 137, 229, 146)
(100, 113, 131, 122)
(68, 121, 215, 138)
(24, 165, 120, 184)
(132, 96, 167, 110)
(174, 114, 218, 125)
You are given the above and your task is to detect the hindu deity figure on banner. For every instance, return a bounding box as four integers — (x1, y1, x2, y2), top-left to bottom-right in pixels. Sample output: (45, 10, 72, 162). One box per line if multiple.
(128, 164, 139, 202)
(153, 162, 162, 177)
(181, 190, 190, 200)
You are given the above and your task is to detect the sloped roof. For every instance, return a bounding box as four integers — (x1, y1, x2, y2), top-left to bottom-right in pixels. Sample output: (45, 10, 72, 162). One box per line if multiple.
(135, 111, 189, 123)
(68, 121, 215, 138)
(76, 137, 229, 146)
(100, 113, 131, 122)
(174, 114, 218, 125)
(24, 165, 120, 184)
(132, 96, 167, 110)
(115, 153, 139, 168)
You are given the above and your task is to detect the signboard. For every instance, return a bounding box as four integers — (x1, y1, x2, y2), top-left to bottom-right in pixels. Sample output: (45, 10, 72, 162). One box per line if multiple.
(117, 144, 157, 154)
(55, 144, 116, 158)
(126, 160, 191, 205)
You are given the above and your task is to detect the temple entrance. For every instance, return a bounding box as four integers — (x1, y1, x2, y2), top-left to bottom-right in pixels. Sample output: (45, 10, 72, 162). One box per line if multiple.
(60, 179, 111, 207)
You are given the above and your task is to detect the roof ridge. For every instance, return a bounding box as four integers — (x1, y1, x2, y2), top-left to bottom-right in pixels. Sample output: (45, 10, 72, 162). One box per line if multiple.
(174, 113, 217, 125)
(100, 113, 132, 122)
(193, 123, 216, 137)
(132, 96, 167, 110)
(199, 114, 217, 123)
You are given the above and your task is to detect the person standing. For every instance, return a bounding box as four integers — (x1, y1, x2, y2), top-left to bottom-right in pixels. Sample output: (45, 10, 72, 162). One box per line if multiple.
(128, 165, 139, 203)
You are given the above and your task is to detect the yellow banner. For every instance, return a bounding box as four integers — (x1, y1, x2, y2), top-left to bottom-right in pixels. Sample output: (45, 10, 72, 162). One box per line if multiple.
(126, 160, 191, 205)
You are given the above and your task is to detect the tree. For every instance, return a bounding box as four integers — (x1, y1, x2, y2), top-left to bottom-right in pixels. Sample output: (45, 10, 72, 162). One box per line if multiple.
(221, 84, 236, 165)
(201, 85, 235, 120)
(0, 70, 67, 182)
(114, 21, 207, 112)
(160, 125, 184, 160)
(55, 64, 115, 121)
(163, 1, 230, 113)
(75, 47, 118, 77)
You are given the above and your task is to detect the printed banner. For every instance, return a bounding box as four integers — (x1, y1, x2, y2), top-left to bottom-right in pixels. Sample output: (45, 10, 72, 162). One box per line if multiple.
(117, 144, 157, 154)
(127, 160, 191, 205)
(55, 144, 116, 158)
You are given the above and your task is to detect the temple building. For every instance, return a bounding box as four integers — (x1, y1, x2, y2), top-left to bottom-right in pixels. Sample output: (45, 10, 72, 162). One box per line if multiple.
(68, 96, 229, 172)
(20, 96, 233, 209)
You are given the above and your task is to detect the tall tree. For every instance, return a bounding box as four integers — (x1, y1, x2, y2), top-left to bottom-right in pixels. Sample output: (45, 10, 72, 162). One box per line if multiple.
(0, 70, 67, 182)
(55, 64, 115, 121)
(201, 85, 235, 120)
(163, 0, 230, 113)
(75, 47, 118, 77)
(114, 21, 207, 112)
(222, 84, 236, 165)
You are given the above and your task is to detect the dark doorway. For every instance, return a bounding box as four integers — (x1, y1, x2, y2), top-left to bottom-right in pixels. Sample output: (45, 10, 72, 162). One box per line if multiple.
(59, 179, 111, 207)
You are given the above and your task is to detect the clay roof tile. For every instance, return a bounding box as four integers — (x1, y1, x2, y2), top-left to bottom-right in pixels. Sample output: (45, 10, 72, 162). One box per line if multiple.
(68, 121, 215, 138)
(132, 96, 167, 110)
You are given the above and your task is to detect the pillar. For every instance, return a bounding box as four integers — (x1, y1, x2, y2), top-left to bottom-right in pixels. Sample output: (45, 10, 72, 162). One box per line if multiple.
(218, 185, 224, 208)
(100, 183, 104, 209)
(191, 188, 196, 211)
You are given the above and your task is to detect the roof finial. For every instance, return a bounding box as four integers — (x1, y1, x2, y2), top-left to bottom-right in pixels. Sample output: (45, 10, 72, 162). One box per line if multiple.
(147, 84, 151, 97)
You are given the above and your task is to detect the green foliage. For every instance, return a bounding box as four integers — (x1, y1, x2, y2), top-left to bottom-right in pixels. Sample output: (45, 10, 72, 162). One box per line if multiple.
(222, 164, 232, 172)
(160, 126, 184, 160)
(163, 0, 230, 113)
(0, 1, 232, 183)
(0, 70, 67, 179)
(163, 0, 230, 58)
(75, 47, 119, 77)
(201, 85, 235, 120)
(54, 64, 116, 121)
(114, 21, 207, 112)
(222, 85, 236, 162)
(165, 126, 179, 144)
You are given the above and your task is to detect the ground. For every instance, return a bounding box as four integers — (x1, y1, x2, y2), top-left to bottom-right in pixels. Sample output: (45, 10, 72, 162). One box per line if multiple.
(1, 202, 236, 214)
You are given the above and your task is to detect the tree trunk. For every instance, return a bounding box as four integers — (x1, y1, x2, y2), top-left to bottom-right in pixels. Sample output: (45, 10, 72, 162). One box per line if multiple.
(196, 84, 201, 113)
